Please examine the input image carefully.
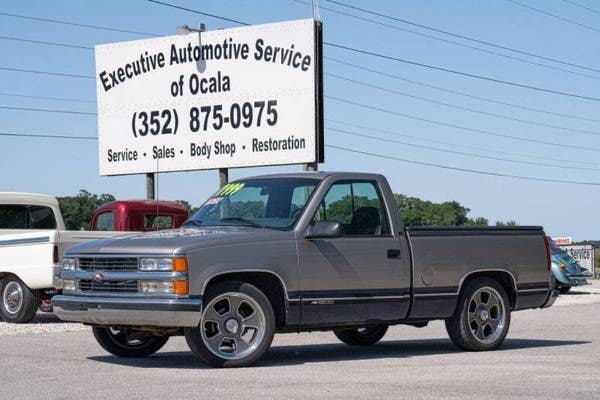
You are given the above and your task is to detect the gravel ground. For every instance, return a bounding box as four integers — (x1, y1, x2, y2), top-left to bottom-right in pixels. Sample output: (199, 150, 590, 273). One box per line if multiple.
(0, 282, 598, 399)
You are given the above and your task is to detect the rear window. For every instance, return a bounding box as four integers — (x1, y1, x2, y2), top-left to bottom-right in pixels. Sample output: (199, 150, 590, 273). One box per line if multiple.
(0, 205, 57, 229)
(144, 215, 173, 230)
(94, 212, 114, 231)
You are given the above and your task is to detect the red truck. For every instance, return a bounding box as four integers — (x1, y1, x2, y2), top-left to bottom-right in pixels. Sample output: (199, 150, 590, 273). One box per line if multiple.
(90, 200, 189, 232)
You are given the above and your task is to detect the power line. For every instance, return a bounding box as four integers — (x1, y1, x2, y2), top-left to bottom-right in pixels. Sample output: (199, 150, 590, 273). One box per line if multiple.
(328, 126, 600, 172)
(0, 66, 94, 79)
(290, 0, 600, 81)
(0, 35, 93, 50)
(0, 106, 96, 116)
(326, 72, 600, 136)
(147, 0, 250, 26)
(0, 11, 159, 36)
(324, 0, 600, 74)
(326, 57, 600, 124)
(148, 0, 600, 101)
(326, 144, 600, 187)
(325, 95, 600, 152)
(559, 0, 600, 15)
(0, 131, 96, 140)
(326, 118, 600, 167)
(506, 0, 600, 34)
(0, 92, 96, 104)
(326, 42, 600, 102)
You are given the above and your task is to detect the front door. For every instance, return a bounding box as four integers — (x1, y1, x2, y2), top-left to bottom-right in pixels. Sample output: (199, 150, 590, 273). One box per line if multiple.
(297, 179, 411, 326)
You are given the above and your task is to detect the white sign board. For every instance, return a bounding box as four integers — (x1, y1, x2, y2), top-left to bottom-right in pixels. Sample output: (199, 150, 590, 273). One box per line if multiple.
(559, 244, 595, 275)
(95, 19, 323, 176)
(552, 236, 572, 245)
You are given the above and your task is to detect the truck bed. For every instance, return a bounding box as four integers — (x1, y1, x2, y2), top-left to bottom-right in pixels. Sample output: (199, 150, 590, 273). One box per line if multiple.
(406, 225, 549, 319)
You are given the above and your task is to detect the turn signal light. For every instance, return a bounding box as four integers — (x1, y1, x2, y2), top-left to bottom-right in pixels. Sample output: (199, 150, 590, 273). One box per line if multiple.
(172, 257, 188, 272)
(174, 280, 189, 295)
(559, 263, 566, 270)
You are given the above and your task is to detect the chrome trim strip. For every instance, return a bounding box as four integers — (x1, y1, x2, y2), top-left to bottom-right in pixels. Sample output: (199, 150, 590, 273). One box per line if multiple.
(0, 236, 50, 246)
(66, 253, 177, 258)
(62, 270, 188, 281)
(413, 292, 457, 298)
(301, 295, 410, 302)
(517, 288, 550, 293)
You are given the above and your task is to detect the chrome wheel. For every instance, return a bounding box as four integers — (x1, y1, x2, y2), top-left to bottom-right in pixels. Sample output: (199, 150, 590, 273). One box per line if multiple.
(3, 281, 23, 315)
(468, 286, 506, 344)
(201, 292, 266, 360)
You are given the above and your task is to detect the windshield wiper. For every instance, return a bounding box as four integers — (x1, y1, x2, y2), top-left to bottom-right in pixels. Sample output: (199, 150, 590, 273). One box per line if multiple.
(218, 217, 264, 228)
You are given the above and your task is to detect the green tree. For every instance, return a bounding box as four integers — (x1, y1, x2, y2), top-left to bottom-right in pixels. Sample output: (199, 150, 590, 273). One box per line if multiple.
(176, 200, 197, 216)
(495, 220, 518, 227)
(394, 194, 485, 227)
(57, 190, 115, 230)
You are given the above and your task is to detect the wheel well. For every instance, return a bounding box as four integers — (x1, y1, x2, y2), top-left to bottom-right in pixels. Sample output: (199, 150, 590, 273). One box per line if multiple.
(460, 271, 517, 308)
(203, 272, 287, 329)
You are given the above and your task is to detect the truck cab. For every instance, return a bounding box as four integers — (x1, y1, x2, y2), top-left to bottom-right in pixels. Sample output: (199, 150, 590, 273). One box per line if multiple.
(90, 200, 188, 232)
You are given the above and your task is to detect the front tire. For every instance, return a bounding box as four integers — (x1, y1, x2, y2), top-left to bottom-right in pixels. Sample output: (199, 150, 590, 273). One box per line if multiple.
(184, 281, 275, 368)
(334, 325, 388, 346)
(0, 276, 39, 323)
(92, 327, 169, 358)
(445, 277, 511, 351)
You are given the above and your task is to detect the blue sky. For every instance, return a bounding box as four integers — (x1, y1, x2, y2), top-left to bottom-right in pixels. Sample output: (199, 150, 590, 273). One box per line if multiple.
(1, 0, 599, 240)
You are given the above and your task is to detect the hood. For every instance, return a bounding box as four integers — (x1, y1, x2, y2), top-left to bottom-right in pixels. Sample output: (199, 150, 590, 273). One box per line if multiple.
(64, 226, 291, 255)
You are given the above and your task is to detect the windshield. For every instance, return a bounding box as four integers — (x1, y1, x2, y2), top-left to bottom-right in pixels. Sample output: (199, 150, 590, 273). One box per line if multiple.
(185, 178, 319, 230)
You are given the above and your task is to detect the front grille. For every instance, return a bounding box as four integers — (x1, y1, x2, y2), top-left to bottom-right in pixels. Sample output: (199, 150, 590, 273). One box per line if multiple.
(78, 257, 138, 272)
(78, 279, 138, 293)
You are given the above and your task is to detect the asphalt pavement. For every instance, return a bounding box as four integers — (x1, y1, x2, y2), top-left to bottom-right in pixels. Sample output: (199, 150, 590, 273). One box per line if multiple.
(1, 282, 599, 399)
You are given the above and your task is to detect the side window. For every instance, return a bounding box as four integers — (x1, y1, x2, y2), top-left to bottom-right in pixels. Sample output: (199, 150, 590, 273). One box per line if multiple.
(0, 206, 27, 229)
(314, 181, 390, 236)
(144, 215, 174, 230)
(95, 212, 114, 231)
(28, 206, 57, 229)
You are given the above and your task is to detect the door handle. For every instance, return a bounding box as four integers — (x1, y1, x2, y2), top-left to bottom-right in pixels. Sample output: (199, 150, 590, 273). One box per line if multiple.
(387, 249, 401, 259)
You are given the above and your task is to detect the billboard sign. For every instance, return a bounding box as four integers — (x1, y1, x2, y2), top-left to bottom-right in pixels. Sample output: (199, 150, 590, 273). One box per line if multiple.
(95, 19, 323, 176)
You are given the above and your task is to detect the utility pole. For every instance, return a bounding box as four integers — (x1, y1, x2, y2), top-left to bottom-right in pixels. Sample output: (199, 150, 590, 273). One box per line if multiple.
(176, 22, 228, 187)
(146, 172, 155, 200)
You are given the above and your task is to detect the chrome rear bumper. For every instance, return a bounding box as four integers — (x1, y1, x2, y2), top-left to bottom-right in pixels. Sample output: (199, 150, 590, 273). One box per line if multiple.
(52, 295, 202, 327)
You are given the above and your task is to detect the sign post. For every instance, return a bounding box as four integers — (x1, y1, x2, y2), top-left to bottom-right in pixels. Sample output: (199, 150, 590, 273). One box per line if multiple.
(95, 19, 324, 183)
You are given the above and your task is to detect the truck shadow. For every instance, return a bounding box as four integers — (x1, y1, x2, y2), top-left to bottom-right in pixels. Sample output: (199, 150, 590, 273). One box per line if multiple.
(87, 337, 589, 369)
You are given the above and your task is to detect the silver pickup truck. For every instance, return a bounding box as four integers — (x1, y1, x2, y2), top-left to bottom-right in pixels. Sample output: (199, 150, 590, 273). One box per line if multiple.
(53, 172, 557, 367)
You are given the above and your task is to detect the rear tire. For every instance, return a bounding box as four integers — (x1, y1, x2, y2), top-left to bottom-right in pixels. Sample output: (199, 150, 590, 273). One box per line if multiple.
(184, 281, 275, 368)
(559, 286, 571, 294)
(445, 277, 511, 351)
(92, 327, 169, 358)
(0, 276, 39, 324)
(334, 325, 388, 346)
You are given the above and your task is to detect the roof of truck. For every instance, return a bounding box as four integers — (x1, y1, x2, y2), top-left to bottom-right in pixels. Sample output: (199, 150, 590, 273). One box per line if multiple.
(0, 192, 59, 207)
(238, 171, 384, 180)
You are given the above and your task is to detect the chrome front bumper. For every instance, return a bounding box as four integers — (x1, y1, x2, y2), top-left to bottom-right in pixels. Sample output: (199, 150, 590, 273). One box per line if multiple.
(52, 295, 202, 327)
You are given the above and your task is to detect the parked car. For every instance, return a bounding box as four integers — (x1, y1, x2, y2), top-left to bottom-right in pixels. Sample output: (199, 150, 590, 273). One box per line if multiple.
(548, 239, 592, 294)
(53, 172, 557, 367)
(0, 194, 188, 323)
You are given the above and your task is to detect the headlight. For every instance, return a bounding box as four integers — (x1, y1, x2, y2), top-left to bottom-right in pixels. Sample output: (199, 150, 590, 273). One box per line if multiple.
(63, 279, 77, 291)
(139, 257, 188, 272)
(140, 280, 188, 295)
(62, 258, 76, 271)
